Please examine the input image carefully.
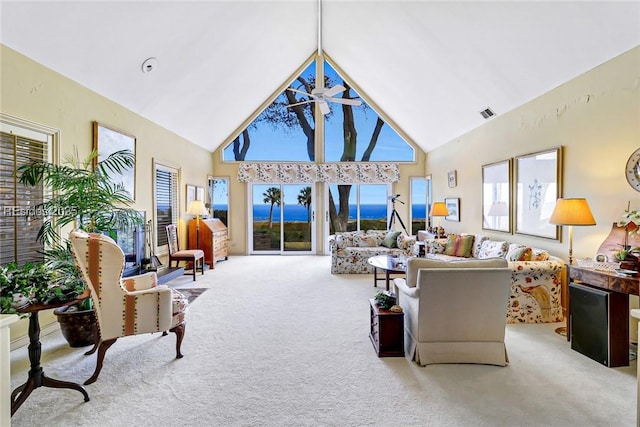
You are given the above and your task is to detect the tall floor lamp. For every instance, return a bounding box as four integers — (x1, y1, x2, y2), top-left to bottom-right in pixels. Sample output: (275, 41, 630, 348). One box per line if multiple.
(187, 200, 209, 249)
(549, 197, 596, 336)
(429, 202, 449, 238)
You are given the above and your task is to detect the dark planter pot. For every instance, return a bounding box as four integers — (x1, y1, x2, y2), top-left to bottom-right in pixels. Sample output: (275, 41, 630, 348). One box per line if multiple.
(54, 305, 97, 348)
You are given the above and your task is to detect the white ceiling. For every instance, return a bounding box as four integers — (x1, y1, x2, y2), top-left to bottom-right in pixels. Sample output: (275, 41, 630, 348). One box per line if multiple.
(1, 1, 639, 154)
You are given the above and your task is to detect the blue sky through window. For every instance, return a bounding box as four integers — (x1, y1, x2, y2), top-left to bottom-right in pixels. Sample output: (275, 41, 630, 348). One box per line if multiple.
(223, 59, 414, 163)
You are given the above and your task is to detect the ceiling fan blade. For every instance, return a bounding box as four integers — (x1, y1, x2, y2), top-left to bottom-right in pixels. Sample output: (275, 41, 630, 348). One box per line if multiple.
(323, 84, 345, 98)
(287, 100, 314, 108)
(287, 87, 312, 97)
(328, 97, 362, 106)
(319, 100, 331, 115)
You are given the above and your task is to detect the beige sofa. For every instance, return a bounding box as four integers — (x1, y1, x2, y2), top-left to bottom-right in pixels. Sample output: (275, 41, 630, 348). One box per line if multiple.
(329, 230, 416, 274)
(421, 234, 566, 324)
(394, 257, 511, 366)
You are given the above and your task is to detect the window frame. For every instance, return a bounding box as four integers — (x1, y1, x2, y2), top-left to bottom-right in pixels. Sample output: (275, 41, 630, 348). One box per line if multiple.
(153, 159, 180, 255)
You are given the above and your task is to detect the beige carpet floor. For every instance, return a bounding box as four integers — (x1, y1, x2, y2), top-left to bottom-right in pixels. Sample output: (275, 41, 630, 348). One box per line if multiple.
(9, 255, 637, 426)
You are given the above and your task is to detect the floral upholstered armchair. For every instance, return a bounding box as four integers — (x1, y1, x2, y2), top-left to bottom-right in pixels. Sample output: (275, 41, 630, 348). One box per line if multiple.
(69, 230, 188, 385)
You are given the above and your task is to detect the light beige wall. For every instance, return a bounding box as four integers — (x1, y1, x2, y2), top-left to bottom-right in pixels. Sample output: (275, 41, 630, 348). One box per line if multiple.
(211, 143, 426, 255)
(1, 45, 214, 341)
(427, 46, 640, 261)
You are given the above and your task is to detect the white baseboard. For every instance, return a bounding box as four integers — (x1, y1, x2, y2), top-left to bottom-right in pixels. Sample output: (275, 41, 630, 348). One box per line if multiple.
(10, 321, 60, 352)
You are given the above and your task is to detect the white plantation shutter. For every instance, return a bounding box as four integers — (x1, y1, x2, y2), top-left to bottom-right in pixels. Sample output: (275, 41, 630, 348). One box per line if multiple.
(0, 131, 46, 265)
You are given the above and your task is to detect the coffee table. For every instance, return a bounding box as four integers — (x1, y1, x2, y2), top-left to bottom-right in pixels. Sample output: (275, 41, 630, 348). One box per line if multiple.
(367, 255, 406, 291)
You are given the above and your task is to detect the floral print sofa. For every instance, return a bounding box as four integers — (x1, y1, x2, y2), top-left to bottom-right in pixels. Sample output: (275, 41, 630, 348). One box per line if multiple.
(329, 230, 416, 274)
(423, 234, 566, 324)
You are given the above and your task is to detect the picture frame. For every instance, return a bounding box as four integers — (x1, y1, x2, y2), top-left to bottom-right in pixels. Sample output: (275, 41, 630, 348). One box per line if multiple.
(93, 121, 136, 200)
(448, 170, 457, 188)
(186, 184, 196, 210)
(482, 159, 511, 233)
(515, 147, 562, 239)
(444, 197, 460, 222)
(196, 186, 205, 202)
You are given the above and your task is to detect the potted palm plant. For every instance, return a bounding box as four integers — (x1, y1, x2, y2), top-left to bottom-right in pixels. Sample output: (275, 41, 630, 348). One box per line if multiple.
(17, 147, 142, 346)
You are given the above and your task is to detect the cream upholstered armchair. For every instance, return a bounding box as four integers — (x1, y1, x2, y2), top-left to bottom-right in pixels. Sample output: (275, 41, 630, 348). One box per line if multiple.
(393, 257, 511, 366)
(69, 230, 188, 385)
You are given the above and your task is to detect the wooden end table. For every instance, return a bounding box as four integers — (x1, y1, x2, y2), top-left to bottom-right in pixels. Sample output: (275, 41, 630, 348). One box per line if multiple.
(11, 298, 91, 416)
(369, 299, 404, 357)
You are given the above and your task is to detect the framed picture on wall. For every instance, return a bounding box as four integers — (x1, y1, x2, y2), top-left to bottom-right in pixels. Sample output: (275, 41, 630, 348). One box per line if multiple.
(445, 197, 460, 222)
(196, 186, 205, 202)
(186, 184, 196, 210)
(515, 146, 562, 239)
(93, 121, 136, 200)
(482, 159, 511, 233)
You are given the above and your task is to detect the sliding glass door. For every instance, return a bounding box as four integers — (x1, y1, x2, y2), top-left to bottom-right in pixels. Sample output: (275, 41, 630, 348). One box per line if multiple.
(250, 183, 315, 254)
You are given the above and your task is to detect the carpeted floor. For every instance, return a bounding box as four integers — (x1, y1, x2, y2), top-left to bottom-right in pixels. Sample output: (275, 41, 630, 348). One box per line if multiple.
(9, 255, 638, 426)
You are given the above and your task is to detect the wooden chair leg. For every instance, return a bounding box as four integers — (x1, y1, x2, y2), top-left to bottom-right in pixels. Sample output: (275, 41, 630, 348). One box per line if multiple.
(170, 323, 185, 359)
(192, 259, 196, 281)
(84, 338, 117, 385)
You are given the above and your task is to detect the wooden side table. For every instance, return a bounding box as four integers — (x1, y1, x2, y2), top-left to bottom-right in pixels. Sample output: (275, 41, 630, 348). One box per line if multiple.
(369, 299, 404, 357)
(11, 302, 90, 416)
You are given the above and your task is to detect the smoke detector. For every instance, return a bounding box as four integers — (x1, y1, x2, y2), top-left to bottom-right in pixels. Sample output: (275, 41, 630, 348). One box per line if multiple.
(141, 57, 158, 74)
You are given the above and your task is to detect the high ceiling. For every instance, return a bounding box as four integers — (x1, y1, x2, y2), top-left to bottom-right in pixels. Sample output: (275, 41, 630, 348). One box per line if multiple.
(1, 1, 639, 154)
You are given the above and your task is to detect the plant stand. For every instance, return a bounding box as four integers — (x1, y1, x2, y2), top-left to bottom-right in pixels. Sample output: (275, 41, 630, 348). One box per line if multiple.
(11, 303, 89, 416)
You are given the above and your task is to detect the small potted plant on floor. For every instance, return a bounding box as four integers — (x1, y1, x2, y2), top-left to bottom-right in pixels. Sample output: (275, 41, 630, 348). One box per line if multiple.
(17, 147, 142, 346)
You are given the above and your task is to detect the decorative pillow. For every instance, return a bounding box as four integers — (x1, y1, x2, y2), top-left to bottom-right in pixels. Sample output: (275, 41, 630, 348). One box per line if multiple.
(366, 230, 387, 246)
(424, 239, 446, 254)
(443, 234, 474, 258)
(397, 233, 416, 251)
(531, 249, 550, 261)
(478, 240, 509, 259)
(381, 230, 402, 248)
(463, 234, 488, 258)
(353, 234, 378, 247)
(507, 246, 533, 261)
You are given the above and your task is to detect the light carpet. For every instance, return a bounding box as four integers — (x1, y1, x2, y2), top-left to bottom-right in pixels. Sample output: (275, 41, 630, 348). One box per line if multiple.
(9, 255, 637, 426)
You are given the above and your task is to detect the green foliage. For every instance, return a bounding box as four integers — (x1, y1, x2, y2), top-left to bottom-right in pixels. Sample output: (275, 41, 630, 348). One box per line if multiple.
(18, 148, 142, 246)
(9, 147, 142, 311)
(0, 260, 85, 315)
(374, 291, 396, 310)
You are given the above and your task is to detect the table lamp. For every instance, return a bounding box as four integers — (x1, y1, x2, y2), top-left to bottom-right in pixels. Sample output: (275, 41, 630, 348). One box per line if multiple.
(429, 202, 449, 237)
(549, 198, 597, 265)
(187, 200, 209, 248)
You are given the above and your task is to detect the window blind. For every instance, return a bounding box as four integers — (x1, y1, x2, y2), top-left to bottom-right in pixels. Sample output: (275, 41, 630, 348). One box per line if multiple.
(0, 132, 46, 265)
(155, 167, 178, 248)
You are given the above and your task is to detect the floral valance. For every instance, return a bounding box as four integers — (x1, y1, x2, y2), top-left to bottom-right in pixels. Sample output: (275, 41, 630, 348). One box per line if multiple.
(237, 163, 400, 184)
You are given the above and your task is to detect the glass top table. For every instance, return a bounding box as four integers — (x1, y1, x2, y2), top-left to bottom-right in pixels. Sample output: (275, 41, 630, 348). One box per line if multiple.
(367, 255, 407, 291)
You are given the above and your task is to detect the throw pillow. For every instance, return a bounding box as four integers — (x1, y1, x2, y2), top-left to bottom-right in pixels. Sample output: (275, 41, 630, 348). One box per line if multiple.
(381, 230, 402, 248)
(443, 234, 474, 258)
(397, 233, 416, 251)
(478, 240, 509, 259)
(507, 246, 532, 261)
(353, 234, 377, 247)
(531, 249, 550, 261)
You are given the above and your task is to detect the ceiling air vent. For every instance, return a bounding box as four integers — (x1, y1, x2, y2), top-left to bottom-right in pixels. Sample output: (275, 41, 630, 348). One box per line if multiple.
(480, 107, 495, 119)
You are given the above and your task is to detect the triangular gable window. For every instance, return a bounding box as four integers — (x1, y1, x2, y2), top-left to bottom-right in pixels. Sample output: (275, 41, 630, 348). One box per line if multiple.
(222, 57, 415, 163)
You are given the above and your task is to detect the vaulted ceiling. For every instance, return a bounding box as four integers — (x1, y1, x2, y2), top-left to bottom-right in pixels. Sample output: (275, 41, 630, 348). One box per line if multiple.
(1, 1, 639, 154)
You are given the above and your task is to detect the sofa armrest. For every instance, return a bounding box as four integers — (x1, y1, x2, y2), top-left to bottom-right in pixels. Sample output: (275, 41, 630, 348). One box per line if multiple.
(393, 278, 420, 298)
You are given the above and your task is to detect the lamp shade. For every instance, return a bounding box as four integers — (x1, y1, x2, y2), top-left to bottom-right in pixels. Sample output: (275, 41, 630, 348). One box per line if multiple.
(187, 200, 208, 216)
(429, 202, 449, 217)
(549, 198, 596, 226)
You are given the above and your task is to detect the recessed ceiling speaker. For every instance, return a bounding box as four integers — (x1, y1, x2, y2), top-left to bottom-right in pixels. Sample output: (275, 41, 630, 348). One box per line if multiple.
(141, 57, 158, 74)
(480, 107, 495, 119)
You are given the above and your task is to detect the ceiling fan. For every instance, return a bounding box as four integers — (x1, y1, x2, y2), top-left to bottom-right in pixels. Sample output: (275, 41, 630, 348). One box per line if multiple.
(286, 0, 362, 115)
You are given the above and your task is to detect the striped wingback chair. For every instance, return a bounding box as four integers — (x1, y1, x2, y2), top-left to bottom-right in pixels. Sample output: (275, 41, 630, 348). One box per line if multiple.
(69, 230, 188, 385)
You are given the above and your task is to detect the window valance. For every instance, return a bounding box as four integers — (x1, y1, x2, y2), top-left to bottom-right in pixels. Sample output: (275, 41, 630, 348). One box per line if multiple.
(237, 163, 400, 184)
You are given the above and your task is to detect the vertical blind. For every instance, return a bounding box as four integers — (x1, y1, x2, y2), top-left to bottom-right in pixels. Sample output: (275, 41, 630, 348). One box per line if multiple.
(155, 167, 178, 247)
(0, 132, 46, 265)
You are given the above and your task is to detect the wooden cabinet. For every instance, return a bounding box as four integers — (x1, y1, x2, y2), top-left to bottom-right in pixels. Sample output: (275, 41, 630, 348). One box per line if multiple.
(189, 218, 228, 269)
(369, 299, 404, 357)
